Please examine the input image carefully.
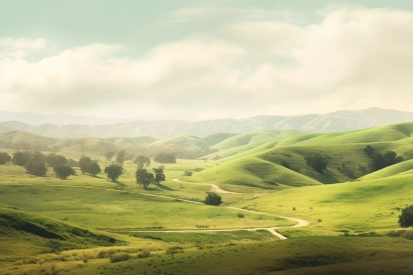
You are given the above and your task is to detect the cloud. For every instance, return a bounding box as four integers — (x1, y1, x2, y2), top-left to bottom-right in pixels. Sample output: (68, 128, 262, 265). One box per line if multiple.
(0, 38, 49, 59)
(1, 7, 413, 118)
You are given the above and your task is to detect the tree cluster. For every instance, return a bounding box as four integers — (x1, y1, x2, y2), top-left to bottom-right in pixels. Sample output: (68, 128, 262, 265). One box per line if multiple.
(363, 145, 403, 171)
(79, 156, 101, 176)
(154, 152, 176, 164)
(304, 153, 328, 174)
(135, 167, 165, 189)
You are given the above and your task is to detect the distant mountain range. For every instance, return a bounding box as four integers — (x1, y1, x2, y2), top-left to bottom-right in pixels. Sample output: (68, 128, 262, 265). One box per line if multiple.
(1, 108, 413, 138)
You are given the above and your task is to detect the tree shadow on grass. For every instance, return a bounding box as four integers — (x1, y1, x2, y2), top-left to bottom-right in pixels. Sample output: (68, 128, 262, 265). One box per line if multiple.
(315, 172, 339, 184)
(93, 175, 105, 179)
(156, 184, 175, 191)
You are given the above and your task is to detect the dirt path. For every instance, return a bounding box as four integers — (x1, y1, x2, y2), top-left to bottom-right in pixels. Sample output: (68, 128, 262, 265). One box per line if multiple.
(7, 183, 309, 239)
(173, 178, 239, 194)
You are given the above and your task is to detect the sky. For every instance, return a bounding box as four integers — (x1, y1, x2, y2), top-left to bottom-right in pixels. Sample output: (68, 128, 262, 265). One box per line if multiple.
(1, 0, 413, 120)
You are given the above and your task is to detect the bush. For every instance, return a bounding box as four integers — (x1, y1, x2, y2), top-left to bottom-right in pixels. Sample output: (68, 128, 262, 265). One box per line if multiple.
(137, 251, 150, 258)
(237, 213, 244, 218)
(203, 192, 222, 206)
(110, 252, 130, 263)
(183, 170, 193, 176)
(399, 205, 413, 228)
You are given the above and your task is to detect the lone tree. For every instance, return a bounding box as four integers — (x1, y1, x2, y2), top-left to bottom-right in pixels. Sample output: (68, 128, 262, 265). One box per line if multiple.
(203, 192, 222, 206)
(152, 167, 165, 185)
(24, 161, 48, 177)
(116, 150, 126, 165)
(53, 165, 75, 180)
(79, 156, 93, 174)
(104, 164, 123, 182)
(134, 155, 151, 169)
(12, 151, 32, 166)
(399, 205, 413, 228)
(88, 161, 101, 176)
(305, 153, 328, 174)
(135, 169, 154, 189)
(0, 152, 11, 164)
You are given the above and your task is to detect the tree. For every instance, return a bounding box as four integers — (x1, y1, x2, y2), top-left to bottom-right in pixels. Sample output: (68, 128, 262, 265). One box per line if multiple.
(154, 152, 176, 164)
(133, 155, 151, 169)
(371, 150, 403, 171)
(104, 164, 123, 182)
(116, 150, 126, 165)
(46, 153, 67, 167)
(399, 205, 413, 228)
(152, 167, 165, 185)
(305, 153, 328, 174)
(88, 161, 101, 176)
(135, 169, 154, 189)
(0, 152, 11, 164)
(363, 145, 375, 157)
(104, 151, 116, 161)
(53, 165, 75, 180)
(24, 161, 47, 176)
(79, 156, 92, 174)
(31, 151, 46, 163)
(12, 151, 32, 166)
(203, 192, 222, 206)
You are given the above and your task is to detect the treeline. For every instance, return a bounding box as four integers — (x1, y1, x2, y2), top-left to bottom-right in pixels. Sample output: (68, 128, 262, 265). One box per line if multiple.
(103, 147, 217, 161)
(0, 150, 167, 189)
(363, 145, 403, 171)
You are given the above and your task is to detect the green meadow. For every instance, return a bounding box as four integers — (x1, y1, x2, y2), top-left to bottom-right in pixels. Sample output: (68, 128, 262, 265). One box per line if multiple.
(1, 122, 413, 274)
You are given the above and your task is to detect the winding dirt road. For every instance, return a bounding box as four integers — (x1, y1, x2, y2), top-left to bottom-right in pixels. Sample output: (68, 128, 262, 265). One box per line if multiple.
(173, 178, 239, 194)
(8, 182, 310, 239)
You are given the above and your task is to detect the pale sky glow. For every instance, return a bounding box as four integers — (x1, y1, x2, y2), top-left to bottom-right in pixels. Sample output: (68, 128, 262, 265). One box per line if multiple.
(0, 1, 412, 120)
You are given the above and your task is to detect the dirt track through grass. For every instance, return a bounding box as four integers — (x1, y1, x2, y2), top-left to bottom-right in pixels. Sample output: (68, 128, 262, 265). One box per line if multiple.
(5, 182, 309, 239)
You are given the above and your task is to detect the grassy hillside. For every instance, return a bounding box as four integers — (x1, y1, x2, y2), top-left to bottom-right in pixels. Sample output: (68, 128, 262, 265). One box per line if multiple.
(194, 122, 413, 189)
(0, 205, 120, 261)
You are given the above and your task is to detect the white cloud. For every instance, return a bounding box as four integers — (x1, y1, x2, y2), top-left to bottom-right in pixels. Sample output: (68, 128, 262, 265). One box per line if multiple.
(1, 7, 413, 118)
(0, 38, 49, 59)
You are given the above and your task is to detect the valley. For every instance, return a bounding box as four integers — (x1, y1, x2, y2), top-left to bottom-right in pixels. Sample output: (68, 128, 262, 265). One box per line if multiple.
(1, 121, 413, 274)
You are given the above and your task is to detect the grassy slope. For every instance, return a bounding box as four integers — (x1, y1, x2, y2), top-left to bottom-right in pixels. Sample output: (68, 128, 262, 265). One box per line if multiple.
(0, 205, 120, 261)
(194, 122, 413, 189)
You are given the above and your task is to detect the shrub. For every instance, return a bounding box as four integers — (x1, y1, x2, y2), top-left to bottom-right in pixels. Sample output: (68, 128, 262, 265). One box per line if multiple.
(138, 251, 150, 258)
(237, 213, 244, 218)
(183, 170, 193, 176)
(110, 252, 130, 263)
(203, 192, 222, 206)
(399, 205, 413, 228)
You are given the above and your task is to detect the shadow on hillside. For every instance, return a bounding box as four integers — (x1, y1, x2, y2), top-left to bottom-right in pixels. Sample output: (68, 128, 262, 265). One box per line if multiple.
(93, 175, 105, 179)
(113, 180, 126, 188)
(315, 172, 340, 184)
(156, 184, 175, 191)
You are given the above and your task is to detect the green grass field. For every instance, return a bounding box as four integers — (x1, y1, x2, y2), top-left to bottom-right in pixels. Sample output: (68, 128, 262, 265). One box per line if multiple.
(2, 122, 413, 274)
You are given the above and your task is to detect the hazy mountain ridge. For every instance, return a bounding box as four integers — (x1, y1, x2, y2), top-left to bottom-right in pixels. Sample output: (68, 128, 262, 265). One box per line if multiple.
(1, 108, 413, 138)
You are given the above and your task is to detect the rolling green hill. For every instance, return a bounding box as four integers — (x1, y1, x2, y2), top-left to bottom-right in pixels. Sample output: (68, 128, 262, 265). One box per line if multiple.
(0, 205, 120, 261)
(194, 122, 413, 189)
